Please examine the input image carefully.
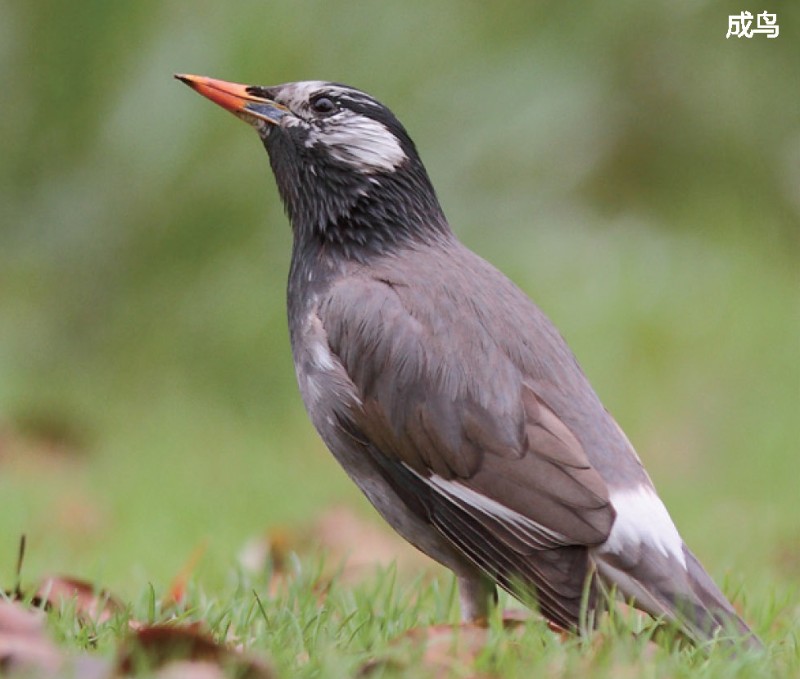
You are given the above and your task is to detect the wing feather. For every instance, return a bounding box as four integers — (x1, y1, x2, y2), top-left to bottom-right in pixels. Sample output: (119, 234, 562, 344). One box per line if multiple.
(320, 273, 615, 627)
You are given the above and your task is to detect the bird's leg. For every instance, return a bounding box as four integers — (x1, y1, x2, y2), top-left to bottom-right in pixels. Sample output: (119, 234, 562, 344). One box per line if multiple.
(458, 573, 497, 625)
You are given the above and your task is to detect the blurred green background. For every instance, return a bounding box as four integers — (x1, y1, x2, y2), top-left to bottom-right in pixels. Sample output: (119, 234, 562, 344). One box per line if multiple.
(1, 0, 798, 608)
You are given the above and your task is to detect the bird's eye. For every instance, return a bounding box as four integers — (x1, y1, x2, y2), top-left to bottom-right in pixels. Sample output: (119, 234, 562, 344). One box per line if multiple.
(310, 96, 337, 115)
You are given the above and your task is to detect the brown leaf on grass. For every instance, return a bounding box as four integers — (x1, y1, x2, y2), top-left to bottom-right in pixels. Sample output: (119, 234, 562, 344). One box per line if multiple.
(9, 538, 123, 629)
(150, 659, 229, 679)
(115, 624, 274, 678)
(240, 506, 440, 607)
(163, 541, 209, 608)
(773, 532, 800, 579)
(239, 531, 295, 597)
(33, 575, 124, 624)
(240, 505, 439, 589)
(360, 616, 529, 678)
(13, 410, 89, 449)
(52, 491, 109, 542)
(409, 623, 497, 676)
(0, 413, 90, 470)
(313, 506, 438, 582)
(0, 600, 46, 637)
(0, 600, 62, 676)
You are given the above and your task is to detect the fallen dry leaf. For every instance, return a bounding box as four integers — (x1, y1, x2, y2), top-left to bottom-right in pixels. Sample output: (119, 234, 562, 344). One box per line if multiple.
(240, 505, 439, 590)
(51, 492, 108, 541)
(152, 659, 228, 679)
(116, 623, 274, 678)
(313, 506, 437, 582)
(0, 599, 46, 637)
(34, 575, 124, 624)
(0, 600, 115, 679)
(360, 615, 529, 678)
(0, 600, 62, 676)
(409, 623, 498, 676)
(0, 414, 89, 473)
(163, 541, 209, 608)
(773, 532, 800, 579)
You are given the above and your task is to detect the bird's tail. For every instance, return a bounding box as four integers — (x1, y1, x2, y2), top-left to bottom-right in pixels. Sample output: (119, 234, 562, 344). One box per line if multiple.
(593, 545, 762, 650)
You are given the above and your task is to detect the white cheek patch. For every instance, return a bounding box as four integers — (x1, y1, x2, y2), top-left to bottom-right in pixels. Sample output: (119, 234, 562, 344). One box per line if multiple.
(272, 81, 408, 173)
(313, 115, 407, 173)
(599, 485, 687, 568)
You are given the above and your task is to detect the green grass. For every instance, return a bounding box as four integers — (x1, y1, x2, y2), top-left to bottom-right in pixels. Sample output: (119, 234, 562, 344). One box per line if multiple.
(3, 224, 798, 676)
(25, 558, 798, 678)
(2, 2, 798, 675)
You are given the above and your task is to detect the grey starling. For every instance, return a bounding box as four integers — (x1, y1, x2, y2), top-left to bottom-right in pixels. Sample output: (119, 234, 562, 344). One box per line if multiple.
(176, 74, 761, 648)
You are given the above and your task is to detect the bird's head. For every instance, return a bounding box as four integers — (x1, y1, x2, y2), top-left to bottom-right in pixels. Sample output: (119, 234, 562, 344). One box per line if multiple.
(177, 75, 449, 258)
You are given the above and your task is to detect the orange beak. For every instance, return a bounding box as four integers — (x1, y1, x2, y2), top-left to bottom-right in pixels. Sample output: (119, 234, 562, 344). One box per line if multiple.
(175, 74, 289, 125)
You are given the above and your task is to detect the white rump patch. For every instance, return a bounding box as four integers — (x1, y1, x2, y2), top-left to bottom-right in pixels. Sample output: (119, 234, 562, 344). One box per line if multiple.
(599, 485, 686, 568)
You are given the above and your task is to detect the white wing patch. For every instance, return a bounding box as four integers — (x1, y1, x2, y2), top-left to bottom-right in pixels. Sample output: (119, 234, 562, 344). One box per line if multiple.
(419, 471, 570, 549)
(598, 485, 686, 568)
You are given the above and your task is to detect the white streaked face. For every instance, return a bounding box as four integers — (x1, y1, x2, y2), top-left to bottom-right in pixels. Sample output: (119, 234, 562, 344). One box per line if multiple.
(268, 81, 408, 174)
